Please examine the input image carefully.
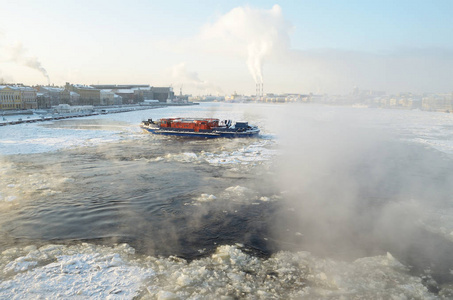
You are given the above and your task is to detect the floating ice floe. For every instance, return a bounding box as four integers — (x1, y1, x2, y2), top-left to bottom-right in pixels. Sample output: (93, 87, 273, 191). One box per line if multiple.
(4, 196, 17, 202)
(223, 185, 261, 203)
(0, 162, 75, 206)
(0, 243, 153, 299)
(0, 241, 444, 298)
(225, 185, 251, 195)
(0, 121, 128, 155)
(162, 152, 200, 163)
(151, 140, 277, 167)
(142, 244, 438, 299)
(189, 187, 284, 207)
(195, 194, 217, 202)
(202, 141, 277, 166)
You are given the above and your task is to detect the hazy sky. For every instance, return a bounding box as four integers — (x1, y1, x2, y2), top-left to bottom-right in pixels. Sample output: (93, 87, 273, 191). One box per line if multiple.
(0, 0, 452, 95)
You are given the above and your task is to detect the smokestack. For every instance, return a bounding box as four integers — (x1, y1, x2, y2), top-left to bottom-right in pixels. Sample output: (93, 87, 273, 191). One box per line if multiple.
(255, 82, 264, 100)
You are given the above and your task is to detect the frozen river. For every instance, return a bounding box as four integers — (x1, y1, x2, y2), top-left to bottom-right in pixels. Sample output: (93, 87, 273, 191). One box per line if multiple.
(1, 102, 453, 299)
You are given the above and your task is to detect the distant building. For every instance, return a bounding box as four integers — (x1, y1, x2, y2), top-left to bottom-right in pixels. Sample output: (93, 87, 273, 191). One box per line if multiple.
(0, 85, 37, 110)
(65, 83, 100, 106)
(20, 86, 38, 109)
(91, 84, 174, 103)
(92, 84, 149, 104)
(114, 94, 122, 105)
(399, 96, 422, 109)
(422, 94, 453, 113)
(36, 86, 63, 106)
(113, 86, 174, 103)
(0, 86, 22, 110)
(133, 87, 154, 102)
(100, 90, 116, 105)
(114, 89, 135, 104)
(61, 89, 80, 105)
(36, 92, 51, 109)
(98, 90, 123, 105)
(151, 87, 174, 102)
(91, 84, 149, 90)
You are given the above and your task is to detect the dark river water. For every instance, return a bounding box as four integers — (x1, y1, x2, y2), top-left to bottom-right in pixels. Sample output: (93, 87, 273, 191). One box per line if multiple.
(0, 136, 276, 258)
(2, 103, 453, 298)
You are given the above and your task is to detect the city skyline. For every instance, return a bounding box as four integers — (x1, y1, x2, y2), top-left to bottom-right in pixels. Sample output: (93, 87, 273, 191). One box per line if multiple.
(1, 0, 452, 95)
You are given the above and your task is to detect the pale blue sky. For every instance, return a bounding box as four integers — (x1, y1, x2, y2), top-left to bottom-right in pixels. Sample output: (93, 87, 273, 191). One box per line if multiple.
(287, 0, 453, 51)
(1, 0, 452, 94)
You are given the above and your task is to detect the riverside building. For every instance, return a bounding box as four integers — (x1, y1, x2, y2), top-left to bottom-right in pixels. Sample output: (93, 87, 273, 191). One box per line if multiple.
(0, 85, 37, 110)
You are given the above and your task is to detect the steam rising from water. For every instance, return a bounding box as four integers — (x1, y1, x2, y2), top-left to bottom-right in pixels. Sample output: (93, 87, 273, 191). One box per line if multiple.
(2, 104, 453, 297)
(264, 105, 453, 286)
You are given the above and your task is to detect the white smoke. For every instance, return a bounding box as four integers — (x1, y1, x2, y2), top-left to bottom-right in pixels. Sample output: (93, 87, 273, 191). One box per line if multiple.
(171, 62, 223, 94)
(200, 5, 291, 84)
(6, 42, 50, 85)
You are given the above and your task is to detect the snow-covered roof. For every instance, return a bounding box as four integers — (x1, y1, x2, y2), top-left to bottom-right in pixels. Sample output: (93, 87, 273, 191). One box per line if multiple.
(19, 86, 37, 91)
(3, 86, 20, 91)
(115, 89, 134, 94)
(100, 90, 115, 95)
(132, 87, 151, 91)
(41, 86, 64, 92)
(0, 85, 35, 91)
(74, 84, 97, 90)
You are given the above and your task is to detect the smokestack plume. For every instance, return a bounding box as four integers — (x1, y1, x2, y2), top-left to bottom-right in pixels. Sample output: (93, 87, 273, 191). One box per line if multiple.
(171, 63, 223, 94)
(201, 5, 291, 89)
(7, 42, 50, 85)
(23, 57, 51, 85)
